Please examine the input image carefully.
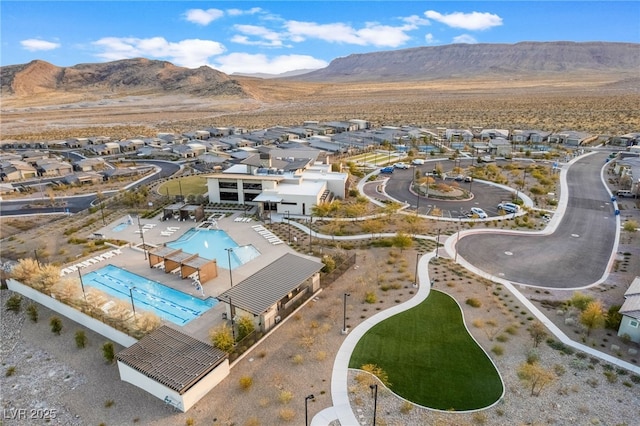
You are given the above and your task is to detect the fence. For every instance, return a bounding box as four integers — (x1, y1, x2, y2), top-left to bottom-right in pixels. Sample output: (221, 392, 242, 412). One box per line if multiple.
(320, 253, 357, 287)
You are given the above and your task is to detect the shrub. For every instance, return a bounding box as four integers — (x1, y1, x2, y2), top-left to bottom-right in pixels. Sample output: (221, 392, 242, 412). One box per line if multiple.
(361, 364, 391, 386)
(102, 342, 115, 364)
(49, 316, 63, 335)
(364, 291, 377, 304)
(465, 298, 482, 308)
(279, 390, 294, 404)
(292, 354, 304, 365)
(75, 330, 87, 349)
(491, 345, 504, 356)
(526, 349, 540, 364)
(237, 315, 255, 341)
(5, 294, 22, 313)
(26, 303, 38, 322)
(5, 366, 16, 377)
(209, 324, 235, 352)
(400, 401, 413, 414)
(239, 376, 253, 391)
(104, 399, 115, 408)
(603, 370, 617, 383)
(278, 408, 295, 421)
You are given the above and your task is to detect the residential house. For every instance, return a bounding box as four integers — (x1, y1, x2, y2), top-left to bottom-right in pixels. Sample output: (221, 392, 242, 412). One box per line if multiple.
(89, 142, 121, 156)
(548, 131, 596, 146)
(0, 160, 37, 181)
(445, 129, 474, 143)
(618, 277, 640, 343)
(74, 158, 108, 172)
(171, 145, 196, 158)
(480, 129, 510, 141)
(512, 130, 551, 144)
(36, 159, 73, 177)
(119, 139, 145, 153)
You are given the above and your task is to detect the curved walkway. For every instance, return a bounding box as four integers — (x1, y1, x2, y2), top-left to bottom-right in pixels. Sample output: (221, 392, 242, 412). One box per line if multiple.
(313, 251, 435, 426)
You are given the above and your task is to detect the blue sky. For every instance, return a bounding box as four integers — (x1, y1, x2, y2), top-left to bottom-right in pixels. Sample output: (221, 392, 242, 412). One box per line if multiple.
(1, 1, 638, 74)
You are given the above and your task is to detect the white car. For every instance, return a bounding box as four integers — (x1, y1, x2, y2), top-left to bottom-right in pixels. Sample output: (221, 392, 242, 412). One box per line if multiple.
(411, 158, 425, 165)
(468, 207, 488, 219)
(394, 162, 409, 169)
(497, 202, 519, 213)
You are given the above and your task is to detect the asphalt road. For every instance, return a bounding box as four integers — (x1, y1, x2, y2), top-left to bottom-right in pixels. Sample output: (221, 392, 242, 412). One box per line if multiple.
(456, 152, 617, 288)
(0, 160, 180, 216)
(384, 160, 517, 218)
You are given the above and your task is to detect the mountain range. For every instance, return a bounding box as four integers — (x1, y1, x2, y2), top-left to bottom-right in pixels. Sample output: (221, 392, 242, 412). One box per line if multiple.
(2, 41, 638, 99)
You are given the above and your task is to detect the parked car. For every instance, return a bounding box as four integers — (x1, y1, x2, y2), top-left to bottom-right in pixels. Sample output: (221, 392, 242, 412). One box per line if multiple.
(454, 175, 464, 181)
(464, 176, 473, 182)
(497, 202, 519, 213)
(380, 166, 394, 174)
(617, 190, 633, 197)
(468, 207, 488, 219)
(394, 162, 409, 169)
(411, 158, 425, 165)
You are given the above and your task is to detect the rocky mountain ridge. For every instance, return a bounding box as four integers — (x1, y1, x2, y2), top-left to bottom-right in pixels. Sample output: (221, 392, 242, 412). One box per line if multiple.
(2, 42, 638, 101)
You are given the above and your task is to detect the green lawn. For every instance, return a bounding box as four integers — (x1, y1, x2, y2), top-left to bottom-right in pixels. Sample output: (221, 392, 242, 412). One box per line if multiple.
(349, 290, 503, 410)
(158, 176, 207, 198)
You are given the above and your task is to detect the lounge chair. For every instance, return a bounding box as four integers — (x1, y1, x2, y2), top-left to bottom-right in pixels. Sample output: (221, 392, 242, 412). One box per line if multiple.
(272, 241, 284, 245)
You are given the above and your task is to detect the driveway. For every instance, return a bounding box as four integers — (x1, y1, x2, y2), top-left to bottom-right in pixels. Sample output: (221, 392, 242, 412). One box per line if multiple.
(455, 152, 617, 288)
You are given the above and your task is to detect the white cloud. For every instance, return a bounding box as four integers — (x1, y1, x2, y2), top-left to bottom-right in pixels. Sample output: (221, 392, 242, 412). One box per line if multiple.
(424, 10, 502, 31)
(227, 7, 262, 16)
(184, 8, 224, 26)
(232, 25, 284, 47)
(424, 33, 438, 44)
(452, 34, 478, 44)
(20, 39, 60, 52)
(215, 52, 327, 75)
(285, 20, 411, 47)
(92, 37, 225, 68)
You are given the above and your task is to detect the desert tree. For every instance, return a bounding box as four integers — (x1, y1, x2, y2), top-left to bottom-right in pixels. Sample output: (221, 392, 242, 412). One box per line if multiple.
(580, 300, 606, 337)
(517, 361, 556, 396)
(392, 232, 413, 252)
(236, 315, 256, 341)
(528, 320, 548, 348)
(209, 324, 235, 352)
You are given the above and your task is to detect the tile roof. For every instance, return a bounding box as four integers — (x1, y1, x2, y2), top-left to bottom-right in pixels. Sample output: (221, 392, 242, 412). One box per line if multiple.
(116, 326, 227, 394)
(217, 253, 323, 315)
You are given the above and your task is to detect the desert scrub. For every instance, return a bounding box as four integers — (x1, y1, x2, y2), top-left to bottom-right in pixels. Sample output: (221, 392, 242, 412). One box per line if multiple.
(239, 376, 253, 390)
(465, 298, 482, 308)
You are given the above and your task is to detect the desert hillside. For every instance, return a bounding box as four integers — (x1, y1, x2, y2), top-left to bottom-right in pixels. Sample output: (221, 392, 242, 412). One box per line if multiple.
(292, 41, 640, 82)
(0, 58, 246, 98)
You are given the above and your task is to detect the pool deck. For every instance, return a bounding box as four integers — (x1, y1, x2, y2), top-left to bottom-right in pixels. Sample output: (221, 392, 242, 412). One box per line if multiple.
(76, 212, 300, 343)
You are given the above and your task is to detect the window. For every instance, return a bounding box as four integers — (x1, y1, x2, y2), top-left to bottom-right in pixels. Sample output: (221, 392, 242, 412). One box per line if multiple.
(219, 181, 237, 189)
(630, 320, 639, 328)
(220, 192, 239, 201)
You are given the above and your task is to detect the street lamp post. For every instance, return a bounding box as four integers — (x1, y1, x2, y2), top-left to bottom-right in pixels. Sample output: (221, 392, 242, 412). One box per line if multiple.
(414, 253, 420, 287)
(455, 218, 462, 263)
(137, 215, 147, 260)
(228, 296, 236, 342)
(225, 248, 234, 287)
(342, 293, 350, 334)
(285, 211, 291, 243)
(77, 268, 86, 301)
(308, 216, 313, 253)
(129, 287, 136, 317)
(370, 384, 378, 426)
(305, 394, 315, 426)
(435, 228, 441, 258)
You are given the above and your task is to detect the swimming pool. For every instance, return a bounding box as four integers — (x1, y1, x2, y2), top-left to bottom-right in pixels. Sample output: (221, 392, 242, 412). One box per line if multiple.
(167, 229, 260, 270)
(83, 264, 217, 326)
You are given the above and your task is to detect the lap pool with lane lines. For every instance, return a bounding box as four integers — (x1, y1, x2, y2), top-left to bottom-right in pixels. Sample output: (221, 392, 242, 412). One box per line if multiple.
(83, 264, 217, 326)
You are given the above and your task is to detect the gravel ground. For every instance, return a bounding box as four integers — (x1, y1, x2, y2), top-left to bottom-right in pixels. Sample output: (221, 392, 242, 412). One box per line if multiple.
(2, 241, 640, 426)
